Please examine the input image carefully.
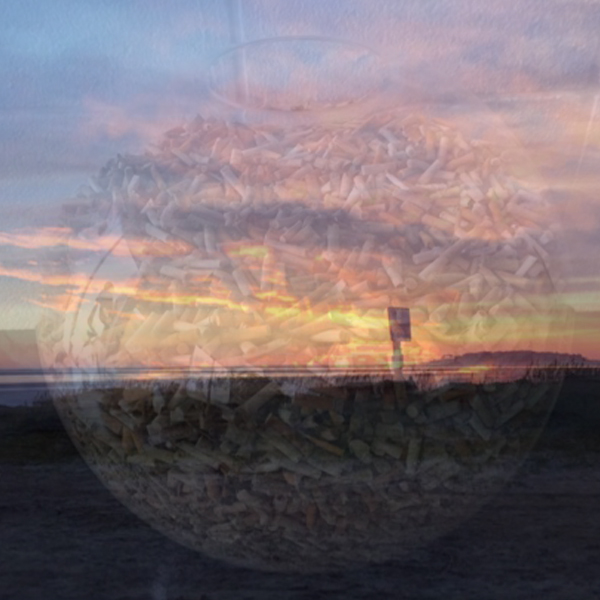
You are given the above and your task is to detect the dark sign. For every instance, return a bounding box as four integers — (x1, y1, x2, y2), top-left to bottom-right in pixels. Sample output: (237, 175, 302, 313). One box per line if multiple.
(388, 307, 411, 342)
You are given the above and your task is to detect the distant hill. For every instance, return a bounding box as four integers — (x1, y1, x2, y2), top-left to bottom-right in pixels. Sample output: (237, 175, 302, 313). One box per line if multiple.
(421, 350, 592, 369)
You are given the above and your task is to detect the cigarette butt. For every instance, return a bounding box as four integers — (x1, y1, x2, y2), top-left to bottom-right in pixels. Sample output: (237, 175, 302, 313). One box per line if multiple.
(515, 255, 537, 277)
(198, 227, 217, 253)
(123, 311, 161, 350)
(453, 131, 471, 151)
(430, 185, 462, 200)
(418, 159, 442, 184)
(469, 412, 492, 440)
(145, 223, 171, 242)
(326, 223, 341, 255)
(126, 173, 140, 198)
(188, 204, 226, 227)
(421, 213, 454, 233)
(495, 271, 533, 290)
(437, 136, 450, 163)
(516, 231, 550, 263)
(163, 328, 201, 347)
(406, 438, 422, 475)
(386, 172, 410, 191)
(279, 219, 304, 243)
(361, 162, 396, 176)
(488, 255, 520, 271)
(506, 201, 542, 225)
(172, 320, 199, 332)
(204, 474, 222, 501)
(159, 199, 179, 229)
(276, 457, 321, 479)
(488, 198, 507, 231)
(232, 267, 253, 297)
(228, 325, 273, 344)
(374, 439, 403, 460)
(187, 174, 206, 195)
(171, 148, 195, 167)
(304, 434, 345, 457)
(101, 411, 123, 436)
(382, 258, 403, 287)
(407, 158, 430, 171)
(140, 198, 155, 215)
(406, 399, 425, 419)
(457, 292, 476, 321)
(418, 238, 468, 281)
(496, 399, 525, 427)
(351, 174, 366, 190)
(358, 237, 375, 267)
(348, 279, 370, 297)
(412, 247, 442, 265)
(426, 401, 461, 422)
(242, 338, 289, 361)
(190, 345, 217, 367)
(331, 517, 348, 537)
(539, 230, 554, 245)
(446, 152, 476, 170)
(293, 393, 338, 411)
(438, 209, 459, 225)
(177, 442, 221, 469)
(517, 189, 543, 203)
(305, 502, 318, 531)
(310, 329, 351, 344)
(463, 187, 486, 205)
(391, 187, 433, 212)
(401, 278, 419, 294)
(146, 308, 177, 340)
(378, 126, 399, 143)
(159, 265, 188, 282)
(259, 252, 277, 291)
(236, 341, 256, 356)
(428, 303, 452, 325)
(282, 470, 300, 487)
(468, 273, 485, 298)
(238, 381, 280, 418)
(266, 238, 308, 258)
(260, 431, 303, 462)
(184, 258, 224, 271)
(337, 172, 351, 197)
(219, 165, 244, 199)
(344, 185, 363, 208)
(302, 279, 332, 305)
(349, 439, 372, 464)
(423, 128, 436, 159)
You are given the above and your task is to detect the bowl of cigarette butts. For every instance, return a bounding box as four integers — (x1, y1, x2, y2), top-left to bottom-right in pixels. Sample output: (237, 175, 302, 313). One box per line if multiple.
(37, 39, 572, 572)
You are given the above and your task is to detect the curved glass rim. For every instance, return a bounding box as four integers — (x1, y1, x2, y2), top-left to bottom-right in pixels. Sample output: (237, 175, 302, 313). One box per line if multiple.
(209, 35, 383, 114)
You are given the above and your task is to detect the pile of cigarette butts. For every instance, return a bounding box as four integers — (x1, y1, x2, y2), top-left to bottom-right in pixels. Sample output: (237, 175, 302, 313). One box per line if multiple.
(40, 108, 563, 571)
(53, 374, 555, 572)
(55, 109, 559, 371)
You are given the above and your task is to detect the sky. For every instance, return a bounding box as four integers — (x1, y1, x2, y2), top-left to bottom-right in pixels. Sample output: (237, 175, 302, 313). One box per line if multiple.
(1, 0, 600, 370)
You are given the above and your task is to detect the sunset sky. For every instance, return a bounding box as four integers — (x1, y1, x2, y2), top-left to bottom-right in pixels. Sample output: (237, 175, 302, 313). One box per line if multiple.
(1, 0, 599, 369)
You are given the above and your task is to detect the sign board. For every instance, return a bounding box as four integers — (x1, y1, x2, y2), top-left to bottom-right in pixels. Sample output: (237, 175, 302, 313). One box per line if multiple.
(387, 307, 411, 342)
